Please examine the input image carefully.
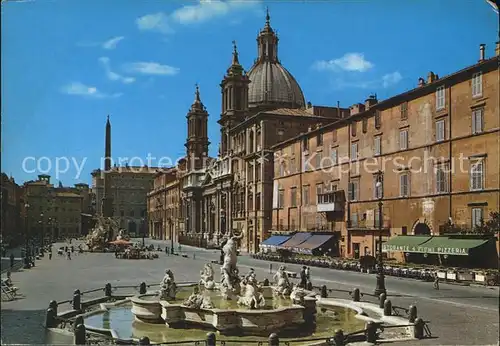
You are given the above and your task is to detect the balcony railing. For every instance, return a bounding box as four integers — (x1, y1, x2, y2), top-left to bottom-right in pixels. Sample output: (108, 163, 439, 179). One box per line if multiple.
(349, 219, 391, 229)
(317, 190, 346, 212)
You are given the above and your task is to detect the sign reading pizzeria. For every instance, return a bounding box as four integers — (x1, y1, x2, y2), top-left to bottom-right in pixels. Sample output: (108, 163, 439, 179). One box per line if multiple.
(382, 244, 469, 255)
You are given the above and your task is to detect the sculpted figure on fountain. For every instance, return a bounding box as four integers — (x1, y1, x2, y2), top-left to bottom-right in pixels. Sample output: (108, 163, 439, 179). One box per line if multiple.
(219, 230, 243, 299)
(159, 269, 177, 301)
(199, 263, 215, 290)
(238, 268, 265, 309)
(273, 265, 292, 296)
(183, 285, 214, 309)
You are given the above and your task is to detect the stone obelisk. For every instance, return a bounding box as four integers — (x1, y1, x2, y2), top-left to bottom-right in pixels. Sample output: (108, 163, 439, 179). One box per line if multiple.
(102, 116, 114, 240)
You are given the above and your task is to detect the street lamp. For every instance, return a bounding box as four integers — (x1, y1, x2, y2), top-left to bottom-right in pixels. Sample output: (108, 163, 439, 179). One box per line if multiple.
(374, 179, 387, 296)
(169, 218, 174, 254)
(24, 203, 30, 268)
(141, 217, 146, 248)
(40, 212, 44, 247)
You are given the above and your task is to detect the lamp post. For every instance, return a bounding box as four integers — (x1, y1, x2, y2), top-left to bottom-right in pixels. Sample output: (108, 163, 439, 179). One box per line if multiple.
(39, 212, 44, 246)
(169, 218, 174, 254)
(24, 203, 30, 268)
(141, 217, 146, 248)
(374, 180, 387, 296)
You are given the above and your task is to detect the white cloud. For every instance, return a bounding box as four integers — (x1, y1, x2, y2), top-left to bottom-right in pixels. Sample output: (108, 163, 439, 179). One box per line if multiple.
(136, 0, 261, 33)
(332, 71, 403, 90)
(102, 36, 125, 50)
(313, 53, 374, 73)
(382, 71, 402, 88)
(136, 12, 174, 34)
(98, 57, 135, 84)
(124, 62, 180, 76)
(60, 82, 122, 99)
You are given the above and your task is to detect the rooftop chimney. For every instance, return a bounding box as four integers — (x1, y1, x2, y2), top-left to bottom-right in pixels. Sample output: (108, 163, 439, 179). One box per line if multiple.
(349, 103, 366, 116)
(427, 71, 437, 84)
(479, 44, 486, 61)
(418, 77, 426, 87)
(496, 42, 500, 57)
(364, 94, 378, 109)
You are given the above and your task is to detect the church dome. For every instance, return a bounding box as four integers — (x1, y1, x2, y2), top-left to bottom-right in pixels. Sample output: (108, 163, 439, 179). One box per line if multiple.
(246, 10, 306, 110)
(247, 61, 305, 109)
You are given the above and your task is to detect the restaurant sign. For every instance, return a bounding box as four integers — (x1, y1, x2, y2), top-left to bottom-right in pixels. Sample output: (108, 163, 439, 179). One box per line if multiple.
(382, 244, 469, 256)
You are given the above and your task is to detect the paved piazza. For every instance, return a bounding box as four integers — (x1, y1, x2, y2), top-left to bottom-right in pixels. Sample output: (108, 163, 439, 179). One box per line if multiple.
(1, 239, 498, 345)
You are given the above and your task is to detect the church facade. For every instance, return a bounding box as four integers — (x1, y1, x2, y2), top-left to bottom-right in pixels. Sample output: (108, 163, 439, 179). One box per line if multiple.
(148, 12, 343, 253)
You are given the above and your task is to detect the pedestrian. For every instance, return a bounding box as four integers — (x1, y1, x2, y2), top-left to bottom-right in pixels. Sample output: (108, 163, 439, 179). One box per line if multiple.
(300, 266, 307, 288)
(2, 247, 6, 257)
(269, 263, 273, 274)
(71, 246, 74, 253)
(48, 251, 52, 260)
(67, 251, 71, 260)
(10, 253, 15, 269)
(433, 272, 440, 290)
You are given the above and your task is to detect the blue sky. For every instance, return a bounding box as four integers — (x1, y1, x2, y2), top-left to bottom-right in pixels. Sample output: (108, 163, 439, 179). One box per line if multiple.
(2, 0, 498, 186)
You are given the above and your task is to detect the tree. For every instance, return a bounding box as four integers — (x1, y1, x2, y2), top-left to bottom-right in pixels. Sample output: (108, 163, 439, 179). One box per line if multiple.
(474, 211, 500, 234)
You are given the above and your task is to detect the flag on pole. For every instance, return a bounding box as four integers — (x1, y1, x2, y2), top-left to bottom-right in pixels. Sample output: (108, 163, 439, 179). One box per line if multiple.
(486, 0, 499, 14)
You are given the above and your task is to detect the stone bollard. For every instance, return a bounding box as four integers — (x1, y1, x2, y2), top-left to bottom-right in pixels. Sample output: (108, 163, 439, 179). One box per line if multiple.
(268, 332, 279, 346)
(74, 324, 86, 345)
(49, 300, 58, 315)
(104, 283, 112, 297)
(333, 329, 345, 346)
(45, 308, 57, 328)
(73, 316, 84, 332)
(378, 292, 387, 309)
(352, 288, 360, 302)
(263, 278, 270, 286)
(206, 332, 216, 346)
(414, 318, 425, 339)
(138, 336, 151, 345)
(321, 285, 328, 298)
(139, 282, 147, 294)
(408, 305, 417, 323)
(72, 289, 81, 311)
(365, 321, 377, 343)
(383, 299, 392, 316)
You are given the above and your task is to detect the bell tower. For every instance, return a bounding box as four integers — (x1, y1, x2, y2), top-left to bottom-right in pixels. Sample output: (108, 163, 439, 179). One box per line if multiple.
(218, 41, 250, 156)
(185, 84, 210, 172)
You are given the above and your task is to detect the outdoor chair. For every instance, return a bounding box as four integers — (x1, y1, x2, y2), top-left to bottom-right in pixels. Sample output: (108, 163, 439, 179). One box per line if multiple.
(1, 282, 18, 301)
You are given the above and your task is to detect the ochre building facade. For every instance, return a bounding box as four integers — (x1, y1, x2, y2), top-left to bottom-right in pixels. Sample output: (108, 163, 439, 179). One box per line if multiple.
(272, 44, 500, 258)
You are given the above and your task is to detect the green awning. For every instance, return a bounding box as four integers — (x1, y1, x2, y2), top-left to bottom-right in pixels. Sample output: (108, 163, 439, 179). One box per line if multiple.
(383, 236, 490, 256)
(409, 237, 489, 256)
(382, 236, 431, 253)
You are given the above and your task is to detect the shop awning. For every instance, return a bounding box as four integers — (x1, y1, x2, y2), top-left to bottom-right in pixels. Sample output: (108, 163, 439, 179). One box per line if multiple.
(382, 235, 432, 253)
(260, 235, 292, 247)
(296, 235, 334, 250)
(280, 232, 312, 248)
(408, 237, 490, 256)
(382, 236, 490, 256)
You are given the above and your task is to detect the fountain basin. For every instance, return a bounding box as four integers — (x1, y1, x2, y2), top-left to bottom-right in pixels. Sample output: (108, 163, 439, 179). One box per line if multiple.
(130, 293, 164, 323)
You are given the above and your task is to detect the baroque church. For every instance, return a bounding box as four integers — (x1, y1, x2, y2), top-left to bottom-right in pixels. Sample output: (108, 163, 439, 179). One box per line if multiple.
(168, 11, 345, 253)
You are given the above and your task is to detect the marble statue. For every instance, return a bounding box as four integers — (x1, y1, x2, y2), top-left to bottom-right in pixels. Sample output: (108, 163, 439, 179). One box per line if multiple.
(182, 285, 213, 309)
(273, 265, 292, 296)
(199, 263, 215, 290)
(290, 284, 307, 305)
(219, 230, 243, 299)
(158, 269, 177, 301)
(238, 268, 265, 309)
(86, 216, 119, 251)
(116, 229, 130, 241)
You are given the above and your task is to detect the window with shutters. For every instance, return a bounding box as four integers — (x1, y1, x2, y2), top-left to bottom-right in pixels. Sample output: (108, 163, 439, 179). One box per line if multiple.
(399, 130, 408, 150)
(436, 165, 449, 193)
(256, 162, 261, 181)
(330, 182, 338, 191)
(472, 108, 484, 134)
(400, 102, 408, 120)
(471, 207, 483, 229)
(290, 188, 297, 207)
(331, 148, 338, 165)
(302, 185, 310, 205)
(348, 180, 359, 201)
(472, 72, 482, 98)
(316, 133, 323, 146)
(350, 142, 358, 160)
(362, 118, 368, 133)
(351, 122, 357, 137)
(278, 189, 284, 208)
(256, 193, 261, 211)
(435, 119, 445, 142)
(303, 138, 309, 151)
(399, 173, 410, 197)
(315, 150, 323, 169)
(436, 86, 445, 110)
(374, 111, 381, 129)
(279, 162, 285, 177)
(332, 129, 338, 142)
(374, 136, 381, 156)
(290, 157, 296, 173)
(316, 183, 324, 203)
(350, 213, 359, 227)
(470, 160, 484, 191)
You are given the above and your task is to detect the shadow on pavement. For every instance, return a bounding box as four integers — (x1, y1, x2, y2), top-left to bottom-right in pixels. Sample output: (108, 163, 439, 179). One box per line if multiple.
(0, 308, 48, 344)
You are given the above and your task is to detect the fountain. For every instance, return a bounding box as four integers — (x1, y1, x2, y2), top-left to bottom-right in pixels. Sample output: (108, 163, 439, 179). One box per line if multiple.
(85, 216, 120, 251)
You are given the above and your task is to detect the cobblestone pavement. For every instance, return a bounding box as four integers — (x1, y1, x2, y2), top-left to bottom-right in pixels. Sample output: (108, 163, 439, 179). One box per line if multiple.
(1, 239, 498, 345)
